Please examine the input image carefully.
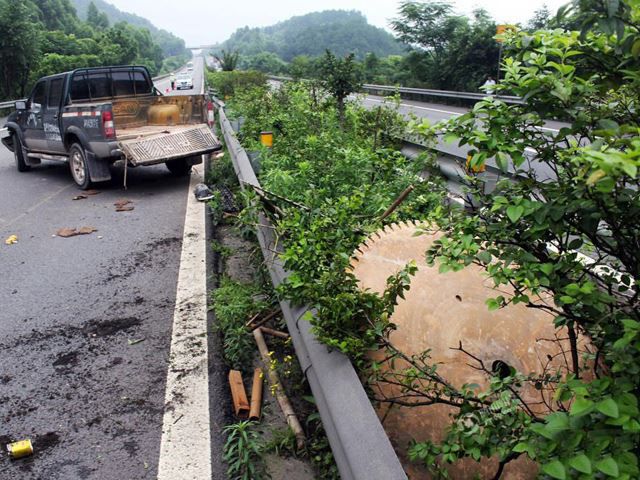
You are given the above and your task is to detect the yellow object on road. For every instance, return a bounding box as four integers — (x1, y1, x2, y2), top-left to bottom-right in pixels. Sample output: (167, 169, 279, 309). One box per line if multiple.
(7, 439, 33, 459)
(4, 234, 18, 245)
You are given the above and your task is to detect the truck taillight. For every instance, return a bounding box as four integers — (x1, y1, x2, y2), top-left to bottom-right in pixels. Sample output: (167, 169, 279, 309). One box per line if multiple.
(207, 101, 214, 127)
(102, 110, 116, 139)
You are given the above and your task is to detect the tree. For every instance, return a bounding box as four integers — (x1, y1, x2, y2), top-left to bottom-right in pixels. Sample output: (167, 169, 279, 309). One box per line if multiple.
(214, 50, 239, 71)
(0, 0, 41, 98)
(390, 1, 500, 91)
(87, 1, 109, 30)
(526, 5, 552, 30)
(401, 0, 640, 476)
(319, 50, 361, 126)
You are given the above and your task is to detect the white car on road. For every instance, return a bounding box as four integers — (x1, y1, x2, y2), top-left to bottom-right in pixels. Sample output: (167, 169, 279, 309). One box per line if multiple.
(176, 72, 193, 90)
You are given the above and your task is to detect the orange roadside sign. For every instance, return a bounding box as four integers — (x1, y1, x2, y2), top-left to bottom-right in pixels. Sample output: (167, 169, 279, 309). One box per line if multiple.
(496, 24, 516, 42)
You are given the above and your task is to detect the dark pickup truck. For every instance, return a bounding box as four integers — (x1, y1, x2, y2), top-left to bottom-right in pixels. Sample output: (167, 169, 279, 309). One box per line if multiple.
(0, 65, 220, 189)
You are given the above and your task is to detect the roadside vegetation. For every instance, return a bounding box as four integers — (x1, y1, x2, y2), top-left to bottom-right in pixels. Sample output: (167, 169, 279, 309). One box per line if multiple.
(0, 0, 188, 100)
(206, 142, 340, 479)
(214, 0, 640, 477)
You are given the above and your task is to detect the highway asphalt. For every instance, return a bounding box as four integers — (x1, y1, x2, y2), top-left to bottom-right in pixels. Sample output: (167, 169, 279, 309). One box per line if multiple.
(0, 56, 227, 480)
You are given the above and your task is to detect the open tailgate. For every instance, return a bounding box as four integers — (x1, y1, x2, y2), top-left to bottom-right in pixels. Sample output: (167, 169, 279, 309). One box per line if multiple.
(118, 124, 220, 166)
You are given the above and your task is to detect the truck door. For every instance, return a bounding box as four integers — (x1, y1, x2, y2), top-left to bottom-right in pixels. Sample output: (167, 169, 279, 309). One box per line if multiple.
(23, 80, 47, 152)
(44, 77, 65, 153)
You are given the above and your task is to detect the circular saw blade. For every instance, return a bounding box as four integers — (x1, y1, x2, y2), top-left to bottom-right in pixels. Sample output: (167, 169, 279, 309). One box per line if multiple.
(350, 221, 591, 479)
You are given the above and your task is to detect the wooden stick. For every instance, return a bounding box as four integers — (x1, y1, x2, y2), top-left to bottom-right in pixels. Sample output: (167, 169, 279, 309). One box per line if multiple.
(228, 370, 250, 418)
(253, 328, 305, 449)
(245, 308, 280, 329)
(249, 368, 263, 420)
(379, 185, 415, 221)
(259, 326, 290, 340)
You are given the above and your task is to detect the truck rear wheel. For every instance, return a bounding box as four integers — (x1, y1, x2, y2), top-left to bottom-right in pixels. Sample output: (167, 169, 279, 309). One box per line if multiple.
(69, 143, 92, 190)
(13, 135, 30, 172)
(166, 158, 192, 176)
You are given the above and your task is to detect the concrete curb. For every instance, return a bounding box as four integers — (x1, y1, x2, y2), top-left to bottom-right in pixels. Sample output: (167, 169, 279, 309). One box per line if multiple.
(215, 100, 407, 480)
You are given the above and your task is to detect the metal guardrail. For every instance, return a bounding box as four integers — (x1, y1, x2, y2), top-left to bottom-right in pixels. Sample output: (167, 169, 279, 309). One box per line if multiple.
(267, 75, 524, 105)
(362, 83, 524, 105)
(213, 96, 408, 480)
(0, 99, 20, 109)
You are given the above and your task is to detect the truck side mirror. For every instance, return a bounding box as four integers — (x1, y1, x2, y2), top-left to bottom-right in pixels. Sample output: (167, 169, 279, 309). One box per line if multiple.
(15, 100, 26, 110)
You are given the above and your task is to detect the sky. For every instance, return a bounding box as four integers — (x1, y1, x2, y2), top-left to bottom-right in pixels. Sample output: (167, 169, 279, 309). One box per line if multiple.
(105, 0, 570, 46)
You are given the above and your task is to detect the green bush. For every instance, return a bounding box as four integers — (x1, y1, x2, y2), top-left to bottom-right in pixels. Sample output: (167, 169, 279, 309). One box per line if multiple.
(207, 70, 267, 99)
(211, 277, 269, 370)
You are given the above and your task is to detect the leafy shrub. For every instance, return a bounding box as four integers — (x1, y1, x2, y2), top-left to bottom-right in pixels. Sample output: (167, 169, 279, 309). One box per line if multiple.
(207, 70, 267, 98)
(211, 277, 269, 370)
(223, 421, 265, 480)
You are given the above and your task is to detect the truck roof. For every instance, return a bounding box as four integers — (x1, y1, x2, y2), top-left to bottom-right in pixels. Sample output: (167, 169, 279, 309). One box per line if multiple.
(35, 65, 152, 82)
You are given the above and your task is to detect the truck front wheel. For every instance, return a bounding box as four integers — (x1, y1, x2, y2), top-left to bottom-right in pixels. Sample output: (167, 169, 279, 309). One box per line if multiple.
(13, 135, 30, 172)
(166, 158, 192, 176)
(69, 143, 92, 190)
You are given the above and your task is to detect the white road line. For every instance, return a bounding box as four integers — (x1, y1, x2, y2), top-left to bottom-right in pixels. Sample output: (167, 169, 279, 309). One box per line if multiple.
(0, 182, 74, 229)
(366, 97, 462, 116)
(366, 97, 563, 133)
(157, 166, 211, 480)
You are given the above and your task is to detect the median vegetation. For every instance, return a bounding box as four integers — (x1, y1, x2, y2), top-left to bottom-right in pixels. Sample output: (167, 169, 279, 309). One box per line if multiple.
(218, 0, 640, 477)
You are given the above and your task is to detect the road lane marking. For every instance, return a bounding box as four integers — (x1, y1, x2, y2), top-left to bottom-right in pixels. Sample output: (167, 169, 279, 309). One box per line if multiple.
(0, 182, 75, 229)
(157, 166, 211, 479)
(365, 97, 462, 116)
(365, 97, 563, 133)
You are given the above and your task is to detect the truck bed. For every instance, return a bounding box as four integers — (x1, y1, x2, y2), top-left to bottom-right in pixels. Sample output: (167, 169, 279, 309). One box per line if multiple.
(112, 95, 219, 166)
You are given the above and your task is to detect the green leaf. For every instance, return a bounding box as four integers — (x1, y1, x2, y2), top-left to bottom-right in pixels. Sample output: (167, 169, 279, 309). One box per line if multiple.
(506, 205, 524, 223)
(569, 454, 592, 474)
(570, 397, 594, 416)
(632, 39, 640, 58)
(495, 152, 509, 172)
(597, 119, 619, 131)
(542, 460, 567, 479)
(512, 442, 529, 453)
(596, 457, 619, 477)
(596, 398, 619, 418)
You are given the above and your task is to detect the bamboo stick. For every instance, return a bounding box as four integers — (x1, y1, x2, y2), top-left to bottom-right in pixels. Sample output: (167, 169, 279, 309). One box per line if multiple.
(253, 328, 305, 449)
(259, 326, 290, 340)
(228, 370, 250, 418)
(249, 368, 263, 420)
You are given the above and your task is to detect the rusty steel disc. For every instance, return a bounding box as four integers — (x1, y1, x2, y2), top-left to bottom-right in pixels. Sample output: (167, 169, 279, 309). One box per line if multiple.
(350, 222, 592, 480)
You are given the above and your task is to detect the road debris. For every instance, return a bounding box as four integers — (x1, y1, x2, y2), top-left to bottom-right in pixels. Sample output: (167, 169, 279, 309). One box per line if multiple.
(114, 199, 135, 212)
(194, 183, 214, 202)
(253, 328, 305, 448)
(127, 337, 146, 345)
(6, 439, 33, 459)
(228, 370, 250, 418)
(84, 189, 101, 196)
(72, 194, 88, 201)
(249, 368, 263, 421)
(4, 234, 18, 245)
(56, 226, 98, 238)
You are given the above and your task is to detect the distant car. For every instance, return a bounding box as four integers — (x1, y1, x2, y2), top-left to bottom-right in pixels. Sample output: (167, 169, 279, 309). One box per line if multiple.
(176, 73, 193, 90)
(187, 61, 194, 72)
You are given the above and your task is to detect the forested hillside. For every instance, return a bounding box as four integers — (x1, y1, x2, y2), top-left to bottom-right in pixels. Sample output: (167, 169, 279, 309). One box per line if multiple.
(219, 10, 402, 62)
(0, 0, 179, 100)
(71, 0, 188, 57)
